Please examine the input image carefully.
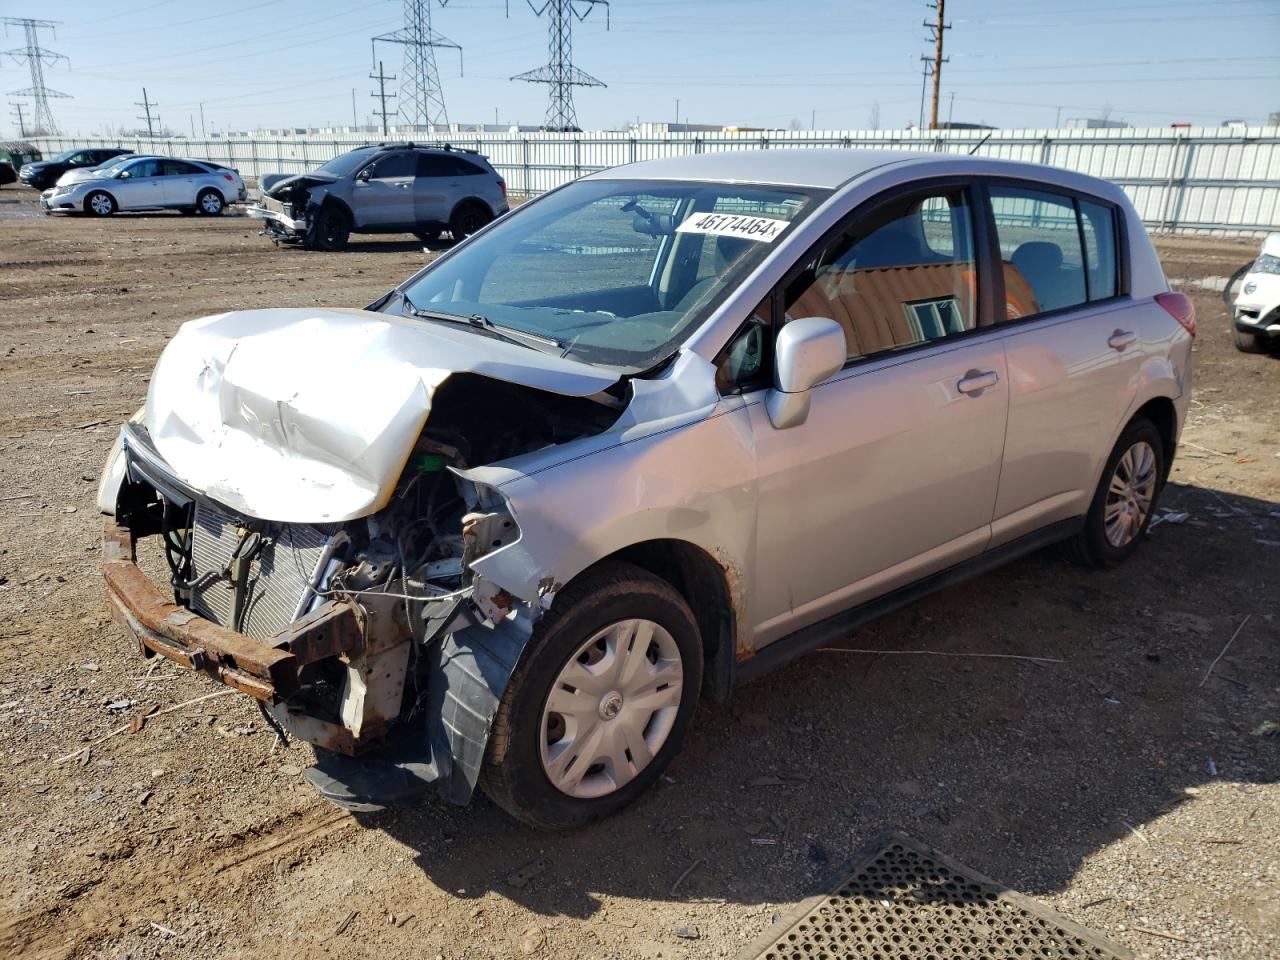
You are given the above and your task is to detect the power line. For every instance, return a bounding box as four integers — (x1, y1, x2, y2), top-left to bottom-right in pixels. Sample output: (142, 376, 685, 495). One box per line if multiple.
(512, 0, 611, 132)
(373, 0, 461, 130)
(3, 18, 70, 136)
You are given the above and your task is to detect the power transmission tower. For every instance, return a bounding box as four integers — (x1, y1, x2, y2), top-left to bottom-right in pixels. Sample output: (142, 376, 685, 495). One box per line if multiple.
(371, 61, 398, 136)
(923, 1, 950, 130)
(135, 88, 159, 138)
(3, 18, 70, 136)
(373, 1, 461, 131)
(512, 1, 610, 132)
(11, 102, 26, 138)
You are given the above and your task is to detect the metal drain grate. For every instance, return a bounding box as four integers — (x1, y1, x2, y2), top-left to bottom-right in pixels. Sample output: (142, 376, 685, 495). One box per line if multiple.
(737, 832, 1132, 960)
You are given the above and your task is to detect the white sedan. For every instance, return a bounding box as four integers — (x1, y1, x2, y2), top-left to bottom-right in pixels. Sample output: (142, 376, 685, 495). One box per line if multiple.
(42, 156, 247, 216)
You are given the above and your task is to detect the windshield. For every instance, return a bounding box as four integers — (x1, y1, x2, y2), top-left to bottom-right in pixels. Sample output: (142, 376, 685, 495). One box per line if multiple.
(314, 147, 380, 178)
(93, 155, 135, 173)
(395, 178, 824, 370)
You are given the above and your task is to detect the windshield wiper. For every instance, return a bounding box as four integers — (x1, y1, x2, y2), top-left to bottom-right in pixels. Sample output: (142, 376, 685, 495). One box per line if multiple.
(400, 292, 564, 353)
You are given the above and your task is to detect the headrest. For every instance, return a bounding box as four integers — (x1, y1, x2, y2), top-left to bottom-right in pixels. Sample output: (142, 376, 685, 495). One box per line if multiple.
(1011, 241, 1063, 274)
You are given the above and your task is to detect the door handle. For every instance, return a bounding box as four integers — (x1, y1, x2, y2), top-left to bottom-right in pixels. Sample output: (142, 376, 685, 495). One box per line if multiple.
(1108, 330, 1137, 350)
(957, 370, 999, 395)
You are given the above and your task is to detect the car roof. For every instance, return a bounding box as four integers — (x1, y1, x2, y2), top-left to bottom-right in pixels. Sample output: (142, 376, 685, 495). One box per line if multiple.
(585, 147, 1093, 192)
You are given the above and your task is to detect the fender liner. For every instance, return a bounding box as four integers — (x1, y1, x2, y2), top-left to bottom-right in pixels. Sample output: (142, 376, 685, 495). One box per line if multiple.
(302, 609, 535, 811)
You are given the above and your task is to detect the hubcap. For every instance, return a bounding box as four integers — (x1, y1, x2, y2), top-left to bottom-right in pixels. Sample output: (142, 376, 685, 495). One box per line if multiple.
(539, 618, 683, 799)
(91, 195, 110, 214)
(1104, 440, 1157, 548)
(202, 194, 220, 212)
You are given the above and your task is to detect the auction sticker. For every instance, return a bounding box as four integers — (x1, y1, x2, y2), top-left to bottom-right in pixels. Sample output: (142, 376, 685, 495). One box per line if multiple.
(675, 211, 789, 243)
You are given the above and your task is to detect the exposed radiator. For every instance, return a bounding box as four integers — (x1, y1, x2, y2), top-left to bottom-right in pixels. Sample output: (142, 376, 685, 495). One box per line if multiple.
(189, 504, 332, 641)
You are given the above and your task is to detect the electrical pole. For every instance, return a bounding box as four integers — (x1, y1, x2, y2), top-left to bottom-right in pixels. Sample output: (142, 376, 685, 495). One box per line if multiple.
(371, 60, 397, 136)
(918, 57, 932, 130)
(135, 87, 158, 138)
(924, 1, 950, 130)
(199, 102, 206, 138)
(11, 101, 26, 138)
(373, 0, 462, 131)
(512, 1, 610, 132)
(3, 18, 70, 136)
(351, 88, 358, 127)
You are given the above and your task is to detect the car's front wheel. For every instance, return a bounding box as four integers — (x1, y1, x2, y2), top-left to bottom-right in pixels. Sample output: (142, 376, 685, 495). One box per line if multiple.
(1233, 324, 1267, 354)
(1062, 416, 1164, 567)
(310, 205, 350, 251)
(85, 190, 116, 216)
(481, 562, 702, 829)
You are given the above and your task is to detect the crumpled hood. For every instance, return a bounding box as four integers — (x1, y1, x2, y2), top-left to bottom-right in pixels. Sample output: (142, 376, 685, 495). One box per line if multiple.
(263, 171, 339, 197)
(143, 307, 620, 523)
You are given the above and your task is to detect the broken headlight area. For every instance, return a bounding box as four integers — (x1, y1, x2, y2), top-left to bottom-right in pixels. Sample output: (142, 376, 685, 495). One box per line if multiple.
(106, 373, 621, 807)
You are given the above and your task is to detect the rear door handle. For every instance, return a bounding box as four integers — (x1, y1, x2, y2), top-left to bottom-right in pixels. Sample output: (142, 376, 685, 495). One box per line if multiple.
(1108, 330, 1137, 350)
(957, 370, 999, 395)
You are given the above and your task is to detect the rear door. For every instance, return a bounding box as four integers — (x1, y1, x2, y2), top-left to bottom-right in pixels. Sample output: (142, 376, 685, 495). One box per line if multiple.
(981, 183, 1145, 546)
(351, 151, 416, 228)
(746, 181, 1010, 648)
(112, 158, 165, 209)
(413, 153, 455, 226)
(159, 159, 206, 205)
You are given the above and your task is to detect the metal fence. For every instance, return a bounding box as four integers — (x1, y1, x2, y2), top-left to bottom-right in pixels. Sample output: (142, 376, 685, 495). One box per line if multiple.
(29, 126, 1280, 235)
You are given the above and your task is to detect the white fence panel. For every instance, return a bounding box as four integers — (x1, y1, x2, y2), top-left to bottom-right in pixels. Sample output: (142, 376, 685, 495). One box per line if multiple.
(28, 126, 1280, 234)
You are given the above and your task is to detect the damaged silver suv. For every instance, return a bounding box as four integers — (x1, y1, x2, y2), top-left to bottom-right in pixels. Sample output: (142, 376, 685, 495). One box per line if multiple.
(99, 149, 1194, 828)
(248, 143, 508, 250)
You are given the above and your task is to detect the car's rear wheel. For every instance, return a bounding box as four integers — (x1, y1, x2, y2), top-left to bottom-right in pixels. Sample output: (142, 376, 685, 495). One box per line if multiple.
(196, 189, 224, 216)
(480, 561, 702, 829)
(449, 201, 491, 241)
(311, 205, 350, 251)
(85, 191, 116, 216)
(1061, 417, 1164, 567)
(1233, 324, 1267, 354)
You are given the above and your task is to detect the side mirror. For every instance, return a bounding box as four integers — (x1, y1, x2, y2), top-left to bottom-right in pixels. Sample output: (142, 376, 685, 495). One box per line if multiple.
(357, 168, 373, 182)
(765, 316, 847, 429)
(117, 171, 131, 179)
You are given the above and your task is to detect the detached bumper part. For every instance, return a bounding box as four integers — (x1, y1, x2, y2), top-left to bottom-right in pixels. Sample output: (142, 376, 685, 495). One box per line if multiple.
(247, 205, 308, 233)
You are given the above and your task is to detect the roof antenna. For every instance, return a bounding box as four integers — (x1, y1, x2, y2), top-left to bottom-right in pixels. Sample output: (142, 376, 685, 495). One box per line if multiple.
(968, 132, 993, 156)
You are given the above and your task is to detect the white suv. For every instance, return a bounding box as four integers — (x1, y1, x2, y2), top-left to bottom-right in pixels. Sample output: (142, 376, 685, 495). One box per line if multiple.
(99, 149, 1194, 828)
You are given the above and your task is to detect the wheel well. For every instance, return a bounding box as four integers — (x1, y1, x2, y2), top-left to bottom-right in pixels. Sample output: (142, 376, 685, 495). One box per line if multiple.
(197, 185, 223, 199)
(449, 196, 490, 222)
(319, 197, 353, 224)
(84, 189, 113, 208)
(594, 539, 735, 702)
(1133, 397, 1177, 479)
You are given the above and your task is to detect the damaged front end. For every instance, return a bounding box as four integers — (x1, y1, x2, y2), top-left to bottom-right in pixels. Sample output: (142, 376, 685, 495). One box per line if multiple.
(246, 173, 336, 245)
(102, 317, 624, 810)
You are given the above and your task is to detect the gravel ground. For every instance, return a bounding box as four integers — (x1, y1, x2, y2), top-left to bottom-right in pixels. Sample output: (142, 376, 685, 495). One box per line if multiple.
(0, 190, 1276, 960)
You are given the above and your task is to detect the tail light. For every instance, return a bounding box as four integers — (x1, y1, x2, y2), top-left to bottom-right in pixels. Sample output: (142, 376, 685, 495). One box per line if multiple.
(222, 174, 234, 183)
(497, 178, 507, 199)
(1155, 291, 1196, 338)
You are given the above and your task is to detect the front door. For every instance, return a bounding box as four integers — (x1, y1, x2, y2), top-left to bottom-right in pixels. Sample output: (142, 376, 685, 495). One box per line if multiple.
(747, 183, 1009, 648)
(112, 158, 165, 209)
(351, 151, 416, 229)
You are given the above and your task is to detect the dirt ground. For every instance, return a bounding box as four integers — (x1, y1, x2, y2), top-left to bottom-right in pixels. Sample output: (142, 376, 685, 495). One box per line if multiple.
(0, 188, 1276, 960)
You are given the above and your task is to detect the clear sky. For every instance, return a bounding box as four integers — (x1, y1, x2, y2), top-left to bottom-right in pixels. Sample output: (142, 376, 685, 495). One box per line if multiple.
(4, 0, 1278, 137)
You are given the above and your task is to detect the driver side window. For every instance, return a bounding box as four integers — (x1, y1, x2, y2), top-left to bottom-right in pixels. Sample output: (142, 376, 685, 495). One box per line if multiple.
(369, 153, 415, 180)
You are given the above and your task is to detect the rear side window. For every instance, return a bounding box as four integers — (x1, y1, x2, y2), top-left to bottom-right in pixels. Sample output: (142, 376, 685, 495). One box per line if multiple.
(417, 154, 482, 177)
(162, 160, 204, 176)
(989, 187, 1086, 318)
(783, 186, 977, 361)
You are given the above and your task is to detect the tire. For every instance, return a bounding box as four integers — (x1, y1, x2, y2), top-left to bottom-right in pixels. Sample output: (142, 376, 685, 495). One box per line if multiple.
(480, 561, 703, 829)
(448, 201, 491, 241)
(415, 228, 441, 243)
(1233, 325, 1266, 354)
(196, 189, 224, 216)
(85, 191, 116, 216)
(310, 205, 350, 251)
(1061, 417, 1165, 568)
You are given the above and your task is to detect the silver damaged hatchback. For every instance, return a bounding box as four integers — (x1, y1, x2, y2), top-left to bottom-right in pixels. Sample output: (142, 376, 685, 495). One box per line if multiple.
(97, 149, 1195, 828)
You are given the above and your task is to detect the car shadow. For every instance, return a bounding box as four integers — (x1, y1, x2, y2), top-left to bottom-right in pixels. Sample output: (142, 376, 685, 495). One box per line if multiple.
(356, 481, 1278, 922)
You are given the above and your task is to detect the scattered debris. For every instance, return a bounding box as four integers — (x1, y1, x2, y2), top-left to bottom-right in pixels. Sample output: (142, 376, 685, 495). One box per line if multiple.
(669, 858, 704, 896)
(105, 700, 133, 712)
(138, 790, 152, 806)
(81, 662, 99, 672)
(1149, 510, 1190, 528)
(1132, 926, 1192, 944)
(334, 910, 359, 935)
(149, 922, 177, 937)
(518, 924, 544, 954)
(278, 764, 303, 776)
(53, 690, 237, 766)
(506, 858, 549, 889)
(129, 703, 160, 734)
(1080, 896, 1113, 909)
(1199, 614, 1253, 688)
(1252, 721, 1279, 738)
(1206, 758, 1218, 777)
(86, 788, 104, 803)
(750, 838, 778, 846)
(674, 925, 701, 940)
(749, 775, 787, 788)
